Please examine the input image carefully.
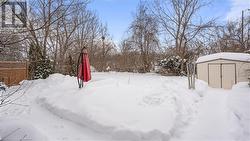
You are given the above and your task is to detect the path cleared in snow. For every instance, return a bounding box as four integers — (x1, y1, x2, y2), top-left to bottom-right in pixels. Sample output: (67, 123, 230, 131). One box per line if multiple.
(172, 87, 247, 141)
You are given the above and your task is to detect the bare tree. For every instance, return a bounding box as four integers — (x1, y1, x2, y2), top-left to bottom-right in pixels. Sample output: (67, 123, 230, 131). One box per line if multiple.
(128, 2, 159, 72)
(0, 31, 25, 61)
(215, 18, 250, 52)
(25, 0, 115, 76)
(152, 0, 214, 71)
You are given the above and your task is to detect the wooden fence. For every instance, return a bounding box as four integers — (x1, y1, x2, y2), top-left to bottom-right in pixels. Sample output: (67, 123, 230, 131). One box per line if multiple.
(0, 61, 28, 86)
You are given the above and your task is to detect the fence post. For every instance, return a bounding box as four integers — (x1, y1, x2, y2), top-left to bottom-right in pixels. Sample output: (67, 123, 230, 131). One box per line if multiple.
(192, 62, 196, 89)
(187, 62, 196, 90)
(187, 63, 191, 89)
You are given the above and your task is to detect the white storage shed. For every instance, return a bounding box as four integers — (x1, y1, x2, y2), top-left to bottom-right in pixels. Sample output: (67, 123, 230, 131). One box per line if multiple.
(196, 52, 250, 89)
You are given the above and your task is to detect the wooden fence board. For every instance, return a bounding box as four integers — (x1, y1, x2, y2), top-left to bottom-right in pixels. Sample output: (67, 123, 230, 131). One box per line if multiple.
(0, 61, 28, 86)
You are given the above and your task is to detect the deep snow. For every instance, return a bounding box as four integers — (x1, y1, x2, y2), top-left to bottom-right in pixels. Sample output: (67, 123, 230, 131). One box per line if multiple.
(0, 72, 249, 141)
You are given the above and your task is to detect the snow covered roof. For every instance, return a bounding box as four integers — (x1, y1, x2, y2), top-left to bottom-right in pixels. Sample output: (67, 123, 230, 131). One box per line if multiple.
(196, 52, 250, 63)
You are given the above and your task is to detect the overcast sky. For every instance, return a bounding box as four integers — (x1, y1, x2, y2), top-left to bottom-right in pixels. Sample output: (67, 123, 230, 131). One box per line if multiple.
(88, 0, 250, 44)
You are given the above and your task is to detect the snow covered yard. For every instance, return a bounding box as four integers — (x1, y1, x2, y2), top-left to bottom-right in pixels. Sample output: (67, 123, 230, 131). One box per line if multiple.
(34, 73, 207, 140)
(0, 72, 249, 141)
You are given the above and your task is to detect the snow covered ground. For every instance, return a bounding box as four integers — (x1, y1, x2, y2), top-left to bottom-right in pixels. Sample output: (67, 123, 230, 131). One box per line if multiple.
(0, 72, 249, 141)
(228, 83, 250, 141)
(171, 82, 250, 141)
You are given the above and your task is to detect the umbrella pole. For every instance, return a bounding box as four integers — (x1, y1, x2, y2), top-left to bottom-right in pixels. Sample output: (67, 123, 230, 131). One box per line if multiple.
(77, 52, 84, 88)
(81, 52, 84, 88)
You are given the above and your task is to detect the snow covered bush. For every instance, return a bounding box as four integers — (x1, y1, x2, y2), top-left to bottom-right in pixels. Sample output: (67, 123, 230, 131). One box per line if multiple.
(28, 44, 53, 79)
(33, 59, 53, 79)
(158, 55, 187, 76)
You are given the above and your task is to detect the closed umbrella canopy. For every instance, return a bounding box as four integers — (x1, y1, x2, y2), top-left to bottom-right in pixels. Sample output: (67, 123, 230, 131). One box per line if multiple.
(77, 49, 91, 88)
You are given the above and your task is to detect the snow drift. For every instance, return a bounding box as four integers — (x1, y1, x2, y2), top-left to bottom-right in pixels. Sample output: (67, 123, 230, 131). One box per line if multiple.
(23, 72, 208, 141)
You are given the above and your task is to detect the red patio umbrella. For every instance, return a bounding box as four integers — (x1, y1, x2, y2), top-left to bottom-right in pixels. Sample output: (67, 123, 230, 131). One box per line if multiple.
(77, 47, 91, 88)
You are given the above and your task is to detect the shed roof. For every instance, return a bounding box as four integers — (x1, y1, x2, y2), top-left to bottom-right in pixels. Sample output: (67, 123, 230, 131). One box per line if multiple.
(196, 52, 250, 63)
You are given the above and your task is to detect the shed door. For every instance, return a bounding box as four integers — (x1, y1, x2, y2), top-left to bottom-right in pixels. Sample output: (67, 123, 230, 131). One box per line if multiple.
(208, 64, 221, 88)
(222, 64, 236, 89)
(208, 63, 236, 89)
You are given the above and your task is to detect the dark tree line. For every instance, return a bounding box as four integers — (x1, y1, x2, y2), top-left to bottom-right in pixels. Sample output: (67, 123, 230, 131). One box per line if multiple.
(0, 0, 249, 76)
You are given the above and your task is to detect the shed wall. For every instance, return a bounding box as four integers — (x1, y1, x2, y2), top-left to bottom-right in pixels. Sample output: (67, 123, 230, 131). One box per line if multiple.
(197, 63, 208, 82)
